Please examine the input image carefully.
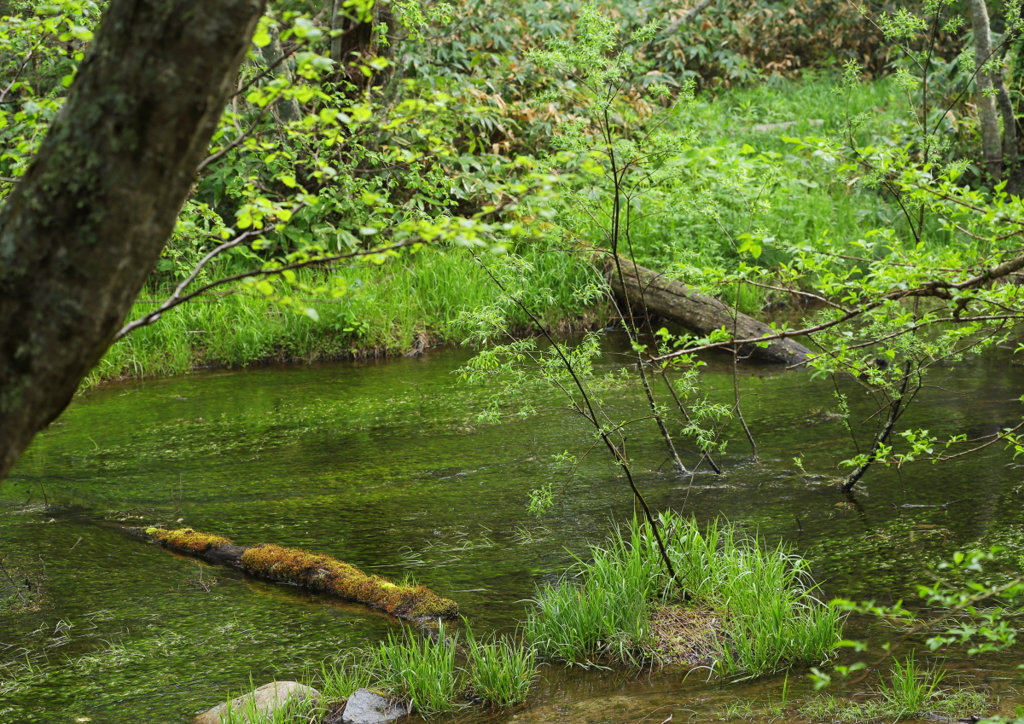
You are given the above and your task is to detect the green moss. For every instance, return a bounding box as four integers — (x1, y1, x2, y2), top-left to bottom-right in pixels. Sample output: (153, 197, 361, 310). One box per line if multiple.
(147, 527, 232, 554)
(240, 543, 458, 620)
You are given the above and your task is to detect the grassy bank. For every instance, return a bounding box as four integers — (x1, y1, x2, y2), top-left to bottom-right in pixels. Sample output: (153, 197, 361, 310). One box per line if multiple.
(85, 245, 602, 388)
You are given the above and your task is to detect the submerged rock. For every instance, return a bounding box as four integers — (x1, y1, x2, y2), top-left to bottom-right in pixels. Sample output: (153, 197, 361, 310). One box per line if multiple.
(192, 681, 320, 724)
(341, 688, 409, 724)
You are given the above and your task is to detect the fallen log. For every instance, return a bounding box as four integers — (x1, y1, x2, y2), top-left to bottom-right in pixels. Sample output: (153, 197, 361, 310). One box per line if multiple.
(131, 527, 458, 621)
(606, 257, 813, 366)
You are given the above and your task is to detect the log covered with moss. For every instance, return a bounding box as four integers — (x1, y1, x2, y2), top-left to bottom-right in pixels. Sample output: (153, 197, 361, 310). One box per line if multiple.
(132, 527, 458, 621)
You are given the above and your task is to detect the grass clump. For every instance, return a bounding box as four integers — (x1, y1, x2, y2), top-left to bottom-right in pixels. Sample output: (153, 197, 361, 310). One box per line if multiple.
(463, 622, 537, 707)
(878, 653, 946, 718)
(213, 680, 325, 724)
(527, 511, 842, 678)
(526, 527, 660, 666)
(317, 650, 373, 702)
(316, 622, 537, 716)
(372, 625, 461, 716)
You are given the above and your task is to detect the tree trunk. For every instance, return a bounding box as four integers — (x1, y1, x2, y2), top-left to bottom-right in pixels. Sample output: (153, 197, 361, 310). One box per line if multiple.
(261, 26, 302, 124)
(967, 0, 1004, 180)
(0, 0, 266, 483)
(132, 526, 459, 620)
(331, 0, 394, 92)
(607, 257, 813, 365)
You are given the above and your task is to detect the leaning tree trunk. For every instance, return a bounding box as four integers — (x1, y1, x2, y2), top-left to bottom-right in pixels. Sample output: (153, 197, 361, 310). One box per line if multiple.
(0, 0, 266, 483)
(607, 257, 813, 365)
(968, 0, 1005, 181)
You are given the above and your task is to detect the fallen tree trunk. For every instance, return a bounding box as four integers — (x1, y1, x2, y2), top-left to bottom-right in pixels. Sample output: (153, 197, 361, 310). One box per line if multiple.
(607, 257, 813, 366)
(130, 527, 458, 621)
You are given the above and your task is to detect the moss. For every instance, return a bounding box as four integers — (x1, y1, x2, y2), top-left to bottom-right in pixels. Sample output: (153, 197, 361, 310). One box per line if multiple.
(240, 543, 458, 620)
(147, 527, 233, 554)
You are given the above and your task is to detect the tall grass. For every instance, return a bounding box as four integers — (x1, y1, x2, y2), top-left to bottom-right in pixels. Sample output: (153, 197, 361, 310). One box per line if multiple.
(372, 624, 462, 716)
(878, 653, 946, 718)
(526, 523, 660, 666)
(317, 649, 373, 702)
(463, 621, 537, 706)
(527, 512, 843, 678)
(85, 245, 601, 387)
(651, 515, 843, 677)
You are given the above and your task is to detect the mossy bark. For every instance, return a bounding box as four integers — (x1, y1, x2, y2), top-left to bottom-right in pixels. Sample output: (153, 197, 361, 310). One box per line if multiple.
(0, 0, 266, 482)
(135, 527, 459, 621)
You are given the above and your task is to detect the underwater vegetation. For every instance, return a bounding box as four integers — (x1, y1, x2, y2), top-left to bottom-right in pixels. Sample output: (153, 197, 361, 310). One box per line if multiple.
(140, 527, 459, 620)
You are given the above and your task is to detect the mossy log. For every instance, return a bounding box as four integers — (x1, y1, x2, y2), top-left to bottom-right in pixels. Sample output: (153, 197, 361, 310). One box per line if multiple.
(606, 257, 813, 366)
(133, 527, 458, 621)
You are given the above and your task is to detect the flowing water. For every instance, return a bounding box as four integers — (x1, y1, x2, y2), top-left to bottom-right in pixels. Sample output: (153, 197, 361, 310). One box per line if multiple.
(2, 334, 1023, 723)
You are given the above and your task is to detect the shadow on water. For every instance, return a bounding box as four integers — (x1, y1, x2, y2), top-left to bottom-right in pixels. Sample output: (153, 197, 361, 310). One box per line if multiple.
(2, 332, 1023, 722)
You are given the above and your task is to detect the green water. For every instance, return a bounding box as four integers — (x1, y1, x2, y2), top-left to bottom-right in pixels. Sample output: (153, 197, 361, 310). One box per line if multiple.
(2, 334, 1023, 723)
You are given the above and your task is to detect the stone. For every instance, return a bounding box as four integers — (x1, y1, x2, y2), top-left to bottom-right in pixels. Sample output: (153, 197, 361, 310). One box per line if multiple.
(341, 688, 409, 724)
(193, 681, 321, 724)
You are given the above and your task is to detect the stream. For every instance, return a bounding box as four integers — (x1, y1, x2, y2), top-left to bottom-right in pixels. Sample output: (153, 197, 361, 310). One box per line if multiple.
(2, 333, 1023, 723)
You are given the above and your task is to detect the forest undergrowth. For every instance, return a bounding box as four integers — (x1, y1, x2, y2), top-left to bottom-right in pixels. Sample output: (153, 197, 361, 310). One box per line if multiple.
(85, 73, 910, 389)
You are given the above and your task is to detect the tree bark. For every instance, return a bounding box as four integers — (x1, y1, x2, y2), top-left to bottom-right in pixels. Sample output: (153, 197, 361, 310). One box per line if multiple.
(967, 0, 1004, 180)
(607, 257, 813, 365)
(0, 0, 267, 482)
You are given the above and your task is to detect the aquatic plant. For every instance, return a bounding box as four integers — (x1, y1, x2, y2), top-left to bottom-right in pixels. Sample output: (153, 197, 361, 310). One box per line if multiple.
(877, 653, 947, 719)
(317, 650, 373, 702)
(527, 512, 842, 677)
(462, 621, 537, 707)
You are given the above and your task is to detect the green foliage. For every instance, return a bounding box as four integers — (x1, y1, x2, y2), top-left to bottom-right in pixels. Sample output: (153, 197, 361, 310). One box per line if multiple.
(526, 521, 660, 666)
(371, 625, 462, 715)
(462, 621, 537, 707)
(878, 653, 947, 718)
(526, 513, 842, 677)
(317, 650, 372, 702)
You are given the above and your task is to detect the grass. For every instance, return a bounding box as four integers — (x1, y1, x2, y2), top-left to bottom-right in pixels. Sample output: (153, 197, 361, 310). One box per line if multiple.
(463, 622, 537, 707)
(216, 679, 325, 724)
(314, 621, 538, 717)
(526, 512, 843, 678)
(799, 655, 987, 722)
(317, 650, 373, 702)
(85, 244, 602, 388)
(525, 524, 660, 667)
(878, 653, 946, 718)
(372, 624, 462, 716)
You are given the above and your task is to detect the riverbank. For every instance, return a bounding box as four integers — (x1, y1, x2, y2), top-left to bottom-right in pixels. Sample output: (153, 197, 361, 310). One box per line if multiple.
(86, 74, 909, 390)
(84, 246, 606, 389)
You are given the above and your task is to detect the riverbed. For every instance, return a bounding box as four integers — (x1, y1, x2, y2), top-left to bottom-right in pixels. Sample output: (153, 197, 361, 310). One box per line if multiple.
(2, 334, 1023, 723)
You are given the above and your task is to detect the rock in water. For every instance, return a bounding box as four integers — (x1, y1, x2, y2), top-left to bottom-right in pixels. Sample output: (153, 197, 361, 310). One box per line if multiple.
(193, 681, 320, 723)
(342, 688, 409, 724)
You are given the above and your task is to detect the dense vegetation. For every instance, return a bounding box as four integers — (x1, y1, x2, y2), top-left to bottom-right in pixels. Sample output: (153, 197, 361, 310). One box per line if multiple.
(6, 0, 1024, 721)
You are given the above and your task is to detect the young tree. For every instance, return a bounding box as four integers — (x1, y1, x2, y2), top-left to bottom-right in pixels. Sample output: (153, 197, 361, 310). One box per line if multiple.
(0, 0, 266, 482)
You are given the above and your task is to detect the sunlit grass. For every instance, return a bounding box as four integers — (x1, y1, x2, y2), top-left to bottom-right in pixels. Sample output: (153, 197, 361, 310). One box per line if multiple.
(85, 244, 602, 388)
(372, 624, 462, 716)
(463, 621, 537, 707)
(526, 512, 843, 677)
